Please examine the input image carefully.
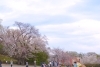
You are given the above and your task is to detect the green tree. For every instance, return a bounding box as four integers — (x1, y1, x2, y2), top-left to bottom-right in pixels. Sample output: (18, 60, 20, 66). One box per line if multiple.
(28, 51, 49, 65)
(0, 44, 3, 54)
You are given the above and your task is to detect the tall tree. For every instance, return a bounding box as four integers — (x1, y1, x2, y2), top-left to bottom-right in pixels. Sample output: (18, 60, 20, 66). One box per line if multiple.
(0, 19, 5, 54)
(0, 22, 48, 64)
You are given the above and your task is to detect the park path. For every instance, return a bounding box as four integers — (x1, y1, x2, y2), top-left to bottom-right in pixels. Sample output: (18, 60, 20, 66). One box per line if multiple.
(2, 64, 40, 67)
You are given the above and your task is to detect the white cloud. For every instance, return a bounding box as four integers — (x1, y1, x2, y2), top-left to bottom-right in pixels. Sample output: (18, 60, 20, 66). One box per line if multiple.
(37, 19, 100, 35)
(3, 0, 81, 14)
(36, 19, 100, 53)
(0, 0, 82, 21)
(70, 43, 100, 53)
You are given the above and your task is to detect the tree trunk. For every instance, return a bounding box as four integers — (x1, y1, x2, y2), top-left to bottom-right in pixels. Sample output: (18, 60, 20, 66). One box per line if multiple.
(21, 59, 25, 65)
(17, 59, 25, 65)
(18, 59, 21, 65)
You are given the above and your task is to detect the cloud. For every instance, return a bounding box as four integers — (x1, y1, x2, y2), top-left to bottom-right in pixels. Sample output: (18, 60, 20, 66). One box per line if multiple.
(1, 0, 82, 15)
(0, 0, 82, 23)
(36, 19, 100, 53)
(37, 19, 100, 34)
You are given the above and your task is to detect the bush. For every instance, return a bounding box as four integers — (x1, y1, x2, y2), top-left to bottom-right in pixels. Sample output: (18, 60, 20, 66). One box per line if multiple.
(27, 52, 49, 65)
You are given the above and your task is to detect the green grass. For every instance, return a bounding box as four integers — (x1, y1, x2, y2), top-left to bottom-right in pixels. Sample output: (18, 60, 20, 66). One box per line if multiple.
(0, 54, 17, 63)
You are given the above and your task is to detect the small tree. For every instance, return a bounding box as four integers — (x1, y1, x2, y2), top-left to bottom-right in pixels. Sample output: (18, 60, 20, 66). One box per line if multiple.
(28, 51, 49, 65)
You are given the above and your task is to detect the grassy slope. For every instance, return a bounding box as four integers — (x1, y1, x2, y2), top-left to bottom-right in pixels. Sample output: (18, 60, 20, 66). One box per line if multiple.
(0, 54, 17, 63)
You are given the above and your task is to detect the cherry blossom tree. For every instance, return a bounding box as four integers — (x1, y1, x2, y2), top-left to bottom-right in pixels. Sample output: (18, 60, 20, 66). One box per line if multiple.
(79, 52, 98, 64)
(0, 22, 48, 64)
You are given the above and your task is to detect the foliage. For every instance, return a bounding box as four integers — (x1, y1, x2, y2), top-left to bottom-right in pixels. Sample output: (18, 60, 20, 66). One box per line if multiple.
(27, 51, 49, 65)
(0, 54, 17, 64)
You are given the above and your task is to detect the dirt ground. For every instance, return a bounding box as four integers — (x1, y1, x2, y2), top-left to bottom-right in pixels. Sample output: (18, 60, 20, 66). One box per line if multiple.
(2, 64, 40, 67)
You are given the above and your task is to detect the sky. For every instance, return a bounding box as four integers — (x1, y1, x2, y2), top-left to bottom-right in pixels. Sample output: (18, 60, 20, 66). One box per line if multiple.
(0, 0, 100, 53)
